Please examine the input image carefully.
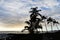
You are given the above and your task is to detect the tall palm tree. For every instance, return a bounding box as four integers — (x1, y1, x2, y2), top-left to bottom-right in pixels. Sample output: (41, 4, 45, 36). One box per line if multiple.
(41, 16, 48, 32)
(53, 19, 59, 30)
(47, 17, 60, 31)
(47, 17, 53, 31)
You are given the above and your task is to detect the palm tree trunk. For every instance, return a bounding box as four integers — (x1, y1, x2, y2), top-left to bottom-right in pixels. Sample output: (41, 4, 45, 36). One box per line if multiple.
(45, 20, 48, 32)
(51, 22, 53, 31)
(41, 28, 43, 33)
(56, 24, 59, 30)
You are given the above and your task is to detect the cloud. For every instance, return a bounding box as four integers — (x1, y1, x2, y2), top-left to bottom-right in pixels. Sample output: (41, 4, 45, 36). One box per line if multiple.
(0, 0, 59, 22)
(0, 0, 60, 31)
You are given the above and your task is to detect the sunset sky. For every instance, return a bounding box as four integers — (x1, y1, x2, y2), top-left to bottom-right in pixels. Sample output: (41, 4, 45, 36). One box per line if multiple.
(0, 0, 60, 31)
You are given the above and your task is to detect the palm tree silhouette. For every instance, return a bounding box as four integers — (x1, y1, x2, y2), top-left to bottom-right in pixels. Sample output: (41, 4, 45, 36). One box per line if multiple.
(47, 17, 60, 31)
(53, 19, 59, 30)
(41, 15, 48, 31)
(29, 7, 41, 14)
(47, 17, 54, 31)
(21, 7, 60, 34)
(47, 17, 53, 24)
(41, 16, 47, 20)
(21, 7, 41, 34)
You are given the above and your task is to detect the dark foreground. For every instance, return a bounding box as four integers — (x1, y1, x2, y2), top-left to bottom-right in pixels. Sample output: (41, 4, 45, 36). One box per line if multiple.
(0, 30, 60, 40)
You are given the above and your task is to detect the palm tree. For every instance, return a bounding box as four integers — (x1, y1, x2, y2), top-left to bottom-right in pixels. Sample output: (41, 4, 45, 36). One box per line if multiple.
(29, 7, 41, 14)
(53, 19, 59, 30)
(47, 17, 60, 31)
(41, 16, 48, 32)
(47, 17, 53, 31)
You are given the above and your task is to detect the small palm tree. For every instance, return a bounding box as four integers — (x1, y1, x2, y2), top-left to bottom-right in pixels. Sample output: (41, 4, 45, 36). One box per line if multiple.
(53, 19, 59, 30)
(47, 17, 53, 31)
(47, 17, 60, 31)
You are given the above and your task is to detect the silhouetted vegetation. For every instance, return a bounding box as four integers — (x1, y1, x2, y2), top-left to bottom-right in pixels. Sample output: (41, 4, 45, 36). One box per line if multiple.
(21, 7, 60, 34)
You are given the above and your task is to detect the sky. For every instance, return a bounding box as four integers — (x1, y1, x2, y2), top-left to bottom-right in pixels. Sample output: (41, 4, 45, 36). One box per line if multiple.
(0, 0, 60, 31)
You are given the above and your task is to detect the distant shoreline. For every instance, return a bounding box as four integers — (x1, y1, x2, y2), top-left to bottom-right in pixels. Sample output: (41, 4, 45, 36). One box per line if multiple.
(0, 30, 59, 34)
